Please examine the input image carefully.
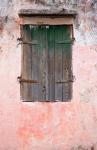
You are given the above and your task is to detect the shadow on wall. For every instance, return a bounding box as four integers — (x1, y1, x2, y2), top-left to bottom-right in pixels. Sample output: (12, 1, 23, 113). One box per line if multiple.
(71, 145, 95, 150)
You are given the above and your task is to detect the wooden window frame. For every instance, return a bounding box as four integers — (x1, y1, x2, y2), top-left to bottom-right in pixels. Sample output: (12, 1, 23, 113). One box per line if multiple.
(19, 16, 75, 102)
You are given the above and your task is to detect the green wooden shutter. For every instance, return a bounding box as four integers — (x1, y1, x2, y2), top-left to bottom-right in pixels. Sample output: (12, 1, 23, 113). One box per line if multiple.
(55, 26, 72, 101)
(48, 26, 72, 101)
(21, 25, 32, 101)
(21, 25, 47, 101)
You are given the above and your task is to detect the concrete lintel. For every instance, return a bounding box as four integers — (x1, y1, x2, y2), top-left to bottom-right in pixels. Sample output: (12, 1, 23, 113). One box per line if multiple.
(18, 9, 77, 18)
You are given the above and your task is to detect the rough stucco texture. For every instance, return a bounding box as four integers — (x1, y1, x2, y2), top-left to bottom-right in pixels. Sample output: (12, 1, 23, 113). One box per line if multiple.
(0, 0, 97, 150)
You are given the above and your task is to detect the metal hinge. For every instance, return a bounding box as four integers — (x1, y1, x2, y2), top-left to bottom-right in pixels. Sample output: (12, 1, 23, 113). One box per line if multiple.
(56, 75, 76, 84)
(56, 80, 73, 84)
(17, 38, 38, 46)
(17, 38, 23, 46)
(17, 77, 38, 84)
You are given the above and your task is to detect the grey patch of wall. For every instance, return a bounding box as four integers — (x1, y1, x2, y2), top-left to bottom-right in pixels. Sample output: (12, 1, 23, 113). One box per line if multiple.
(71, 143, 97, 150)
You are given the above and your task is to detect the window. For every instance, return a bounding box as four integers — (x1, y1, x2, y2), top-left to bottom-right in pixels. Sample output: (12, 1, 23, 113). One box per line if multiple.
(19, 25, 73, 102)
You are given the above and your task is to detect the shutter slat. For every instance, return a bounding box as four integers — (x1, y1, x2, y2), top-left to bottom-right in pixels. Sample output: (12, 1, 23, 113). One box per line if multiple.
(55, 26, 63, 101)
(38, 28, 47, 101)
(48, 26, 55, 101)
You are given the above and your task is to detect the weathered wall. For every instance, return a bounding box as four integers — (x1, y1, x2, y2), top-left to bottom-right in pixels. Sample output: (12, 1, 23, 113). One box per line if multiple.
(0, 0, 97, 150)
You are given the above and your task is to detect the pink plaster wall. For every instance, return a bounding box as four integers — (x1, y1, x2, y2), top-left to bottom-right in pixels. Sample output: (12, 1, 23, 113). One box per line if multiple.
(0, 0, 97, 149)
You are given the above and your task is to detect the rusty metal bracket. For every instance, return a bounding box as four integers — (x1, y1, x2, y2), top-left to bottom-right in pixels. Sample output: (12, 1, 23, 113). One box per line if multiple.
(56, 80, 73, 84)
(17, 37, 23, 46)
(22, 41, 38, 45)
(72, 37, 75, 43)
(17, 37, 39, 46)
(17, 76, 38, 83)
(72, 75, 76, 81)
(56, 75, 76, 84)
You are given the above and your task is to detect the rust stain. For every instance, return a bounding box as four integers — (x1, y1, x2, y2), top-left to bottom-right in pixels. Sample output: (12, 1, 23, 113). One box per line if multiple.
(91, 146, 94, 150)
(0, 18, 4, 34)
(17, 104, 53, 146)
(18, 126, 44, 145)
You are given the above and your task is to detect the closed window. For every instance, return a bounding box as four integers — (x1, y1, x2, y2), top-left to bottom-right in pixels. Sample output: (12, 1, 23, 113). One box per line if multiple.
(20, 25, 73, 102)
